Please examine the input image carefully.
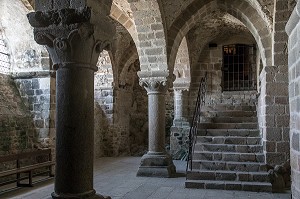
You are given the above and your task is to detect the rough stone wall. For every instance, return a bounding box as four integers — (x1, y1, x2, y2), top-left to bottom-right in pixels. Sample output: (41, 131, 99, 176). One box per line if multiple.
(94, 51, 114, 122)
(0, 30, 10, 74)
(14, 74, 55, 150)
(0, 0, 47, 73)
(129, 79, 148, 156)
(114, 60, 148, 156)
(0, 0, 54, 162)
(286, 2, 300, 197)
(93, 50, 148, 157)
(0, 74, 37, 156)
(94, 51, 114, 157)
(94, 103, 111, 158)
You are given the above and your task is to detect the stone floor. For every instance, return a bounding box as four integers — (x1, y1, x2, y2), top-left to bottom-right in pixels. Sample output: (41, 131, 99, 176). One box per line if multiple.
(0, 157, 291, 199)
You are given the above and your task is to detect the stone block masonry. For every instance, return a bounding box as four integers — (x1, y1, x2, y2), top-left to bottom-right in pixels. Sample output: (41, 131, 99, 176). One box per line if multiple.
(258, 66, 290, 166)
(0, 74, 38, 157)
(286, 3, 300, 198)
(13, 72, 55, 149)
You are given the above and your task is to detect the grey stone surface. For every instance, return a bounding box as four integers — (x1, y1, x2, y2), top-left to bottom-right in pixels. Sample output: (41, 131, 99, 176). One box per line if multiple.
(0, 0, 296, 196)
(1, 157, 291, 199)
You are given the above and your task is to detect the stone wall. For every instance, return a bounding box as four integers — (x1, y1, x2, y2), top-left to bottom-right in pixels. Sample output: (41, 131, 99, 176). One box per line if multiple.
(190, 41, 257, 109)
(256, 0, 291, 168)
(0, 74, 37, 156)
(94, 102, 111, 158)
(94, 51, 149, 157)
(258, 66, 290, 166)
(0, 30, 10, 74)
(170, 35, 259, 157)
(114, 66, 148, 157)
(286, 3, 300, 198)
(94, 51, 114, 157)
(129, 80, 148, 156)
(13, 73, 55, 153)
(0, 0, 47, 73)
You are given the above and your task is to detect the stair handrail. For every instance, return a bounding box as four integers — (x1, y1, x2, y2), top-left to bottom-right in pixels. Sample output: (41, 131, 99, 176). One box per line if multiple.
(186, 72, 208, 174)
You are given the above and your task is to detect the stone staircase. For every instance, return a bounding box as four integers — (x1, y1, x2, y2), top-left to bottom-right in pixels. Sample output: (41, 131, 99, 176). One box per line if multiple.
(185, 104, 272, 192)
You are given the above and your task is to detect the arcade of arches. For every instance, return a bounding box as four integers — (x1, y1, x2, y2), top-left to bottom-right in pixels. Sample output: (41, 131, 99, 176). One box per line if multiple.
(0, 0, 300, 198)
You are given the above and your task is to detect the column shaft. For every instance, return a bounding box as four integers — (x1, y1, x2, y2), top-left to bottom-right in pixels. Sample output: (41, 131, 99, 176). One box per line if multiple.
(174, 90, 183, 120)
(148, 93, 165, 154)
(53, 66, 94, 197)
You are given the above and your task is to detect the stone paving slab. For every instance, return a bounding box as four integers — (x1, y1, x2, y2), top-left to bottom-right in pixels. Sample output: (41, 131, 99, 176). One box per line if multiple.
(0, 157, 291, 199)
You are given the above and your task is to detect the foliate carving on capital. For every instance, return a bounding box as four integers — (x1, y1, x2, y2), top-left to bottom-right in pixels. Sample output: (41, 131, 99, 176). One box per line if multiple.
(27, 7, 91, 28)
(139, 77, 168, 94)
(27, 7, 111, 70)
(173, 87, 189, 95)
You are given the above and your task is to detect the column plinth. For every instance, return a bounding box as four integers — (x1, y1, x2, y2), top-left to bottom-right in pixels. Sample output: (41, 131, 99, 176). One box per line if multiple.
(28, 7, 112, 199)
(136, 76, 176, 177)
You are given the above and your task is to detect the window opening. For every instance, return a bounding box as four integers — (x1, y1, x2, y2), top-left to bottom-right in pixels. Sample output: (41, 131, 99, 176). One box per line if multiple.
(222, 44, 256, 91)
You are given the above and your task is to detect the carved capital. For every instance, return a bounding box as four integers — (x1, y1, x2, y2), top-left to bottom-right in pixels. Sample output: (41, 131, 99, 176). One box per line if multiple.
(137, 70, 171, 94)
(27, 7, 111, 70)
(173, 88, 189, 95)
(27, 7, 91, 28)
(139, 77, 168, 94)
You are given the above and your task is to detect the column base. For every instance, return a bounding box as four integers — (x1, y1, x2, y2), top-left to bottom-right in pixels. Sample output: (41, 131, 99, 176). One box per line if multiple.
(136, 153, 176, 178)
(51, 190, 111, 199)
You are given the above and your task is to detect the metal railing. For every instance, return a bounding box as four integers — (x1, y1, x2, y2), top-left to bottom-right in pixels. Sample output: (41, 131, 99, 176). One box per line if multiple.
(186, 72, 208, 174)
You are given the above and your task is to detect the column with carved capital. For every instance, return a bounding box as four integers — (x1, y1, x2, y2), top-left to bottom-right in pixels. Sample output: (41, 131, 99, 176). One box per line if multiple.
(170, 86, 190, 156)
(136, 73, 176, 177)
(27, 4, 111, 199)
(173, 88, 189, 125)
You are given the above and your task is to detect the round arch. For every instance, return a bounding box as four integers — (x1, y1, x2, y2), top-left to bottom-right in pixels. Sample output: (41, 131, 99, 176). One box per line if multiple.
(167, 0, 272, 76)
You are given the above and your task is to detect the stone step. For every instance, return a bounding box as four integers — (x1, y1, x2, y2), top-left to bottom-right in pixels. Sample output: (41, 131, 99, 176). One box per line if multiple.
(185, 180, 272, 192)
(191, 160, 268, 172)
(198, 123, 258, 129)
(186, 170, 270, 183)
(202, 105, 256, 112)
(197, 129, 260, 137)
(201, 110, 257, 118)
(193, 151, 265, 162)
(197, 136, 261, 145)
(194, 144, 263, 153)
(201, 117, 257, 123)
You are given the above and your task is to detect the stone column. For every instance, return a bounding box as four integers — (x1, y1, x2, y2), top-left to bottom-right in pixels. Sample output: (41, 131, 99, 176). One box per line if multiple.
(170, 86, 190, 156)
(173, 87, 189, 125)
(27, 7, 111, 199)
(136, 76, 176, 177)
